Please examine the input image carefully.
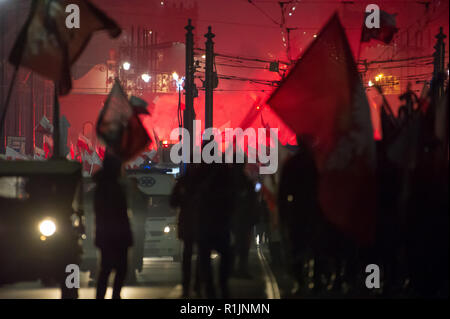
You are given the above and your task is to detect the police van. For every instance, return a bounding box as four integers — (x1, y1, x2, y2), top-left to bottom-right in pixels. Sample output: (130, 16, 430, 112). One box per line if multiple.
(128, 167, 181, 261)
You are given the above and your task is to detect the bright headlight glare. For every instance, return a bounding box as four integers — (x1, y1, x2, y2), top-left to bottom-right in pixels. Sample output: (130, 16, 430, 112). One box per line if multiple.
(39, 219, 56, 237)
(141, 73, 151, 83)
(123, 62, 131, 70)
(164, 226, 170, 233)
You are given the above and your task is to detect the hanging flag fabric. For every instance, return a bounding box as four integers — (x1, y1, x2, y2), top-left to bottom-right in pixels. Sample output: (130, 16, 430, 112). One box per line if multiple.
(77, 134, 94, 155)
(96, 80, 133, 151)
(360, 10, 398, 44)
(6, 147, 28, 161)
(267, 13, 376, 246)
(9, 0, 121, 95)
(120, 113, 152, 161)
(34, 147, 46, 160)
(97, 79, 152, 162)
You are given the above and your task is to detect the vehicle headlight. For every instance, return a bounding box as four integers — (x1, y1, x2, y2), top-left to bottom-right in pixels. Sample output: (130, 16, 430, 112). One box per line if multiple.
(164, 226, 170, 234)
(39, 219, 56, 237)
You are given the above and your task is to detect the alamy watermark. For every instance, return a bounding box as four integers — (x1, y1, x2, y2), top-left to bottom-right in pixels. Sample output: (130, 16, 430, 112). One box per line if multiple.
(365, 4, 380, 29)
(65, 4, 80, 29)
(365, 264, 381, 289)
(65, 264, 80, 289)
(63, 3, 381, 31)
(169, 120, 279, 174)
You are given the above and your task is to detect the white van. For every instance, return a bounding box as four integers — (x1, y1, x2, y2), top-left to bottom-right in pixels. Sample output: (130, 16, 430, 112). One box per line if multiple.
(128, 170, 181, 261)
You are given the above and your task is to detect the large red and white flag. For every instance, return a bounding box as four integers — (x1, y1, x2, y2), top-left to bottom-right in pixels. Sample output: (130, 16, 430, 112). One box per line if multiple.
(267, 13, 376, 246)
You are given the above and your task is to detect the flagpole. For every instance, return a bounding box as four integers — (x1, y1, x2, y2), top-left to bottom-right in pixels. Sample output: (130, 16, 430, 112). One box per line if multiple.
(52, 82, 61, 159)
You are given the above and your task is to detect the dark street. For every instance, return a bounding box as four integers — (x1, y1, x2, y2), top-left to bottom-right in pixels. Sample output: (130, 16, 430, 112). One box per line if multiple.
(0, 0, 448, 305)
(0, 246, 271, 299)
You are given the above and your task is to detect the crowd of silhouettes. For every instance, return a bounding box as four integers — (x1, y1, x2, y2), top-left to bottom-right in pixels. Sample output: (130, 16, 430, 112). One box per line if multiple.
(91, 83, 447, 299)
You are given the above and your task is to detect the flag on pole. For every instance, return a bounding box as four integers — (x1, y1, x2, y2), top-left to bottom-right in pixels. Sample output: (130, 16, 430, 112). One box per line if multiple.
(36, 116, 54, 135)
(9, 0, 121, 95)
(361, 10, 398, 44)
(97, 79, 151, 161)
(43, 134, 53, 158)
(96, 80, 132, 149)
(267, 13, 376, 245)
(120, 113, 151, 161)
(77, 134, 94, 155)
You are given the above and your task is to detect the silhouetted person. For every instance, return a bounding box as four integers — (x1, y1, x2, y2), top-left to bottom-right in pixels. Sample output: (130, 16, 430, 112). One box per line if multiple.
(196, 159, 234, 299)
(397, 106, 408, 126)
(278, 135, 322, 294)
(399, 82, 418, 118)
(94, 153, 133, 299)
(230, 161, 258, 278)
(170, 163, 201, 298)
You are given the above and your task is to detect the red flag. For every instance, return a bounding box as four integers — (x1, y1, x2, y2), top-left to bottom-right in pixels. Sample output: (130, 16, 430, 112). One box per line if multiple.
(361, 10, 398, 44)
(9, 0, 121, 95)
(120, 113, 152, 162)
(96, 145, 106, 161)
(267, 13, 376, 246)
(97, 79, 151, 162)
(43, 135, 53, 159)
(70, 143, 75, 160)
